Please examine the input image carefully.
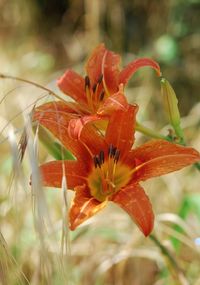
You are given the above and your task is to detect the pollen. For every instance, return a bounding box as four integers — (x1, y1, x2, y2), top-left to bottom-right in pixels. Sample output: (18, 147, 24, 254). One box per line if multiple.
(88, 145, 132, 202)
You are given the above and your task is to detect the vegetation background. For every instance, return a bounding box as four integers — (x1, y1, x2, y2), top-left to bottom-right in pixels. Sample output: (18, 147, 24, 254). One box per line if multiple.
(0, 0, 200, 284)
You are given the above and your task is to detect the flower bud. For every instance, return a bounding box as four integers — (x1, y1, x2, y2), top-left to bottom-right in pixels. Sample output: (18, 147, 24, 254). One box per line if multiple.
(161, 78, 185, 143)
(161, 78, 181, 128)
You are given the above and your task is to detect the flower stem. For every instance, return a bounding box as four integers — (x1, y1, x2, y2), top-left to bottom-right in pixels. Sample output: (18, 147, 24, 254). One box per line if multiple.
(136, 121, 166, 140)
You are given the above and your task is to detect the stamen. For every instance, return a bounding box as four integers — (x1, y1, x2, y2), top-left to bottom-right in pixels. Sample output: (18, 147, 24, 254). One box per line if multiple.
(99, 150, 104, 164)
(93, 155, 101, 168)
(85, 76, 94, 111)
(99, 90, 105, 101)
(108, 144, 114, 157)
(85, 76, 90, 89)
(92, 83, 97, 93)
(111, 147, 117, 158)
(114, 149, 120, 163)
(97, 74, 103, 84)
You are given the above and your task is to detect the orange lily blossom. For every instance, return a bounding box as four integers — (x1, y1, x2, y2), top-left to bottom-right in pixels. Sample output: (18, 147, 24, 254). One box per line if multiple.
(33, 103, 200, 236)
(57, 43, 161, 139)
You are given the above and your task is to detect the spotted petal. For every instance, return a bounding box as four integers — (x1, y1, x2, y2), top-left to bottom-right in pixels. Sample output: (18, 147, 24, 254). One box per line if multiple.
(85, 44, 107, 86)
(111, 183, 154, 236)
(33, 101, 89, 161)
(102, 49, 121, 94)
(105, 104, 138, 156)
(39, 160, 87, 189)
(69, 185, 107, 230)
(119, 58, 161, 86)
(97, 84, 128, 116)
(68, 114, 102, 140)
(33, 101, 107, 160)
(57, 70, 86, 105)
(127, 140, 200, 182)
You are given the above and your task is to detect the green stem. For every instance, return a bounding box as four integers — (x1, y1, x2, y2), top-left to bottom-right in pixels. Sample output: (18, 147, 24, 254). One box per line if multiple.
(136, 121, 166, 140)
(173, 125, 185, 145)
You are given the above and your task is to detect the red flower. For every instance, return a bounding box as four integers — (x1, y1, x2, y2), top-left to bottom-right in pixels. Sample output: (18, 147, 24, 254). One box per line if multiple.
(34, 104, 200, 236)
(57, 43, 161, 139)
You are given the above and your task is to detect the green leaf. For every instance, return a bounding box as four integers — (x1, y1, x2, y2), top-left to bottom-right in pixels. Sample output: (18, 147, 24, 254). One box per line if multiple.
(34, 125, 75, 160)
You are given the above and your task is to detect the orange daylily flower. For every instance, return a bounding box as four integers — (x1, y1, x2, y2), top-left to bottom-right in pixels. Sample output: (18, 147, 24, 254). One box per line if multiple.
(34, 104, 200, 236)
(57, 43, 161, 139)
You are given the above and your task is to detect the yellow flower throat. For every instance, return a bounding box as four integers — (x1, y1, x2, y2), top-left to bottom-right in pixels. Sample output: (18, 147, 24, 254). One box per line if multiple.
(88, 145, 131, 202)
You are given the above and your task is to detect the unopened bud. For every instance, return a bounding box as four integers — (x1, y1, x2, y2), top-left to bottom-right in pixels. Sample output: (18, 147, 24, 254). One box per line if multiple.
(161, 78, 181, 126)
(161, 78, 184, 142)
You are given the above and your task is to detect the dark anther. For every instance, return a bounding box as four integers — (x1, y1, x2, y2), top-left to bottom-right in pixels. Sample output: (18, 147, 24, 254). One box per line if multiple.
(93, 156, 97, 168)
(99, 90, 105, 101)
(92, 83, 97, 93)
(85, 76, 90, 89)
(108, 145, 118, 158)
(108, 144, 116, 157)
(114, 149, 120, 163)
(97, 74, 103, 84)
(108, 144, 113, 157)
(93, 155, 101, 168)
(111, 147, 117, 157)
(99, 150, 104, 164)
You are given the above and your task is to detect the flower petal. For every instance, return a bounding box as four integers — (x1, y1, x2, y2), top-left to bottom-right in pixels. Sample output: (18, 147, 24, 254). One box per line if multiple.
(97, 84, 128, 116)
(39, 160, 87, 189)
(102, 49, 121, 94)
(68, 114, 102, 140)
(105, 104, 138, 155)
(85, 44, 106, 86)
(111, 183, 154, 236)
(119, 58, 161, 86)
(33, 101, 90, 161)
(57, 70, 87, 105)
(69, 184, 107, 230)
(34, 102, 107, 160)
(128, 140, 200, 181)
(80, 124, 108, 157)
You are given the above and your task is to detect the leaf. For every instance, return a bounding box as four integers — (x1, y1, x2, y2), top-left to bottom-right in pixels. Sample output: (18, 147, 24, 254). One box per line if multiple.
(34, 125, 75, 160)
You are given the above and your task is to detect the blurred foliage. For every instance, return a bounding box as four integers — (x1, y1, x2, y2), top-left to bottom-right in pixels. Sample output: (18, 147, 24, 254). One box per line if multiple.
(0, 0, 200, 285)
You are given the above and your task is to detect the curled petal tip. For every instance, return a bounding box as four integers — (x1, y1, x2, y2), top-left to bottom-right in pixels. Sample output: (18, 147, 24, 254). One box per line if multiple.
(119, 57, 162, 85)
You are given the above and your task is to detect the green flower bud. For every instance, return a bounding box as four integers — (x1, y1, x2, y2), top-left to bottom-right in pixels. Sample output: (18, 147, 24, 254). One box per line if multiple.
(161, 78, 184, 143)
(161, 78, 180, 126)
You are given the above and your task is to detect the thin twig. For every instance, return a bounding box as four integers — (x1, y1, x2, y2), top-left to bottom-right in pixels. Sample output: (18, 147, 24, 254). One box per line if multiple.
(0, 73, 64, 101)
(150, 234, 189, 285)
